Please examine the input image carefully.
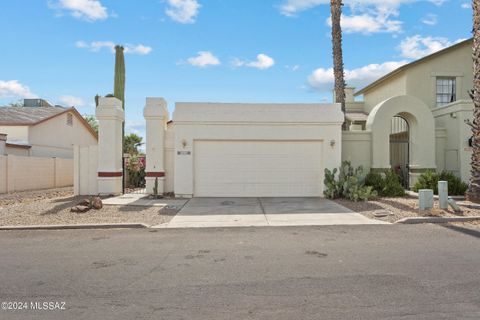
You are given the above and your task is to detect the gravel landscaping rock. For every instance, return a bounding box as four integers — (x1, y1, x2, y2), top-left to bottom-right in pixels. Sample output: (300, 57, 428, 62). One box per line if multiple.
(334, 196, 480, 226)
(0, 188, 176, 227)
(71, 205, 90, 213)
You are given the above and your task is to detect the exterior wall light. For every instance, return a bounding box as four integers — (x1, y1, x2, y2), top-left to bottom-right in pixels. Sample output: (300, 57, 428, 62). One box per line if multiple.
(330, 140, 336, 147)
(450, 113, 457, 118)
(181, 139, 188, 148)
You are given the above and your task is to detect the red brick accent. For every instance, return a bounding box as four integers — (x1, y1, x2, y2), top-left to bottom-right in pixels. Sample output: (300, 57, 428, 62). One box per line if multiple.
(98, 172, 123, 177)
(146, 172, 165, 177)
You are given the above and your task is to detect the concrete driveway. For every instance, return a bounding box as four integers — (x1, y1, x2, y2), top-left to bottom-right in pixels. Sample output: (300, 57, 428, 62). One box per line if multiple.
(155, 197, 387, 228)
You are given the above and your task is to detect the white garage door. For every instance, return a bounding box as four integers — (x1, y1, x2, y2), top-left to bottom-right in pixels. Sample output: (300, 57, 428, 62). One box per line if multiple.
(194, 140, 323, 197)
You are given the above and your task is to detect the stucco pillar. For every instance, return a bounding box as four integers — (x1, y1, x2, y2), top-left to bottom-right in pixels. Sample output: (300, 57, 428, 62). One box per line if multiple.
(144, 97, 168, 194)
(96, 97, 124, 195)
(0, 133, 6, 155)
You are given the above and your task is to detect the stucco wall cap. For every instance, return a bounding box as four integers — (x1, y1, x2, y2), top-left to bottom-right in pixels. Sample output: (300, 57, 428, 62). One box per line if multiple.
(144, 97, 168, 118)
(96, 97, 125, 121)
(173, 102, 344, 124)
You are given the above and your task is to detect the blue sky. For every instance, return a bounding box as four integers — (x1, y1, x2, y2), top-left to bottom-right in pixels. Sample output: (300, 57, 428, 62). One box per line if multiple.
(0, 0, 472, 137)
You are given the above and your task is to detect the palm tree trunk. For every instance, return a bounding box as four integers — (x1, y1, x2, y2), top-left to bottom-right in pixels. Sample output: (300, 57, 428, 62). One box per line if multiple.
(467, 0, 480, 202)
(330, 0, 346, 129)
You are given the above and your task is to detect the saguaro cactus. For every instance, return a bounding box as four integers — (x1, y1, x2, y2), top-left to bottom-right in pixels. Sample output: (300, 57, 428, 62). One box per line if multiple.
(114, 45, 126, 150)
(114, 45, 125, 110)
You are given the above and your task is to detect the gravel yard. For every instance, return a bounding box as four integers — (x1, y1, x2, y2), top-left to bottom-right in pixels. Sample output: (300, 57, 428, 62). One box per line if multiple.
(334, 196, 480, 225)
(0, 188, 175, 227)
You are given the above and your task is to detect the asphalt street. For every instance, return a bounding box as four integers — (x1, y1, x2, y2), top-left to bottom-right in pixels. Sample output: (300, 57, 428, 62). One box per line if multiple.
(0, 224, 479, 319)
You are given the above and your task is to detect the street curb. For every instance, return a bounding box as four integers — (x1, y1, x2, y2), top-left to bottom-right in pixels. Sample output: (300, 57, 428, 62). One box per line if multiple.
(395, 216, 480, 224)
(0, 223, 150, 231)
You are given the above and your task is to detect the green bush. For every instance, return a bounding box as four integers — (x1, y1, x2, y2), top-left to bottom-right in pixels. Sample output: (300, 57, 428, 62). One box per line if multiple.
(439, 171, 468, 195)
(365, 170, 405, 197)
(324, 161, 377, 202)
(412, 170, 467, 196)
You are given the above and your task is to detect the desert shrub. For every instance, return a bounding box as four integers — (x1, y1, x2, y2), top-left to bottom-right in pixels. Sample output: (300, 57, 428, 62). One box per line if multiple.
(412, 170, 438, 193)
(382, 170, 406, 197)
(365, 172, 384, 193)
(438, 171, 468, 196)
(324, 161, 377, 202)
(412, 170, 467, 196)
(365, 170, 405, 197)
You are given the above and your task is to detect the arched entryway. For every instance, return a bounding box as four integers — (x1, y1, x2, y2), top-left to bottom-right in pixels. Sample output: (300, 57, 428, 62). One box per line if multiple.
(390, 115, 409, 188)
(366, 95, 436, 188)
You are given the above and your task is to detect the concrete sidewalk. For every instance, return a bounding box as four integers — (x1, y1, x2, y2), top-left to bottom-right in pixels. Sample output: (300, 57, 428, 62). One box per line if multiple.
(154, 197, 388, 228)
(102, 193, 188, 208)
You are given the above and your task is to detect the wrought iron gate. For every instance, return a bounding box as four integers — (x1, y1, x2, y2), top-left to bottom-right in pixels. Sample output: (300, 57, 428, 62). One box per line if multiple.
(390, 116, 410, 189)
(122, 154, 147, 194)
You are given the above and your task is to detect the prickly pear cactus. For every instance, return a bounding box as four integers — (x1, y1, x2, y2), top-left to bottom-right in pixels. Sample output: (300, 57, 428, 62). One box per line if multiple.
(324, 161, 377, 201)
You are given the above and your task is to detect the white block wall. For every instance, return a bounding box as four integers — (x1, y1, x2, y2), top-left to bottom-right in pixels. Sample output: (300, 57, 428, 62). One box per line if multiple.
(73, 145, 98, 195)
(0, 154, 73, 193)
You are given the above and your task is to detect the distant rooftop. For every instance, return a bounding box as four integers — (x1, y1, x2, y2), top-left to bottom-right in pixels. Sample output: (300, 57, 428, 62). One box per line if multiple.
(23, 99, 55, 108)
(0, 98, 71, 125)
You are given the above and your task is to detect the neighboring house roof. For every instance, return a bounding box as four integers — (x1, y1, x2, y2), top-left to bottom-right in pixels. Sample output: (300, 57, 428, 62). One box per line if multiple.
(355, 38, 473, 96)
(0, 106, 98, 140)
(0, 106, 66, 125)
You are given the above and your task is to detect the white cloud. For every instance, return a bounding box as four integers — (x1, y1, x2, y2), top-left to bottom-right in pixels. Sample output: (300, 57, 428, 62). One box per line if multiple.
(398, 35, 456, 59)
(186, 51, 221, 67)
(308, 60, 408, 92)
(428, 0, 446, 5)
(75, 41, 153, 55)
(327, 12, 402, 34)
(280, 0, 448, 34)
(247, 54, 275, 69)
(58, 95, 85, 107)
(0, 80, 37, 99)
(165, 0, 200, 24)
(279, 0, 446, 16)
(421, 13, 437, 26)
(233, 54, 275, 70)
(125, 120, 145, 135)
(125, 44, 153, 55)
(461, 2, 470, 9)
(50, 0, 108, 21)
(286, 64, 300, 71)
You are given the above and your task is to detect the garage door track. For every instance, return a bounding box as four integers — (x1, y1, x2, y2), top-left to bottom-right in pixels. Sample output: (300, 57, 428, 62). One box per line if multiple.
(154, 197, 387, 228)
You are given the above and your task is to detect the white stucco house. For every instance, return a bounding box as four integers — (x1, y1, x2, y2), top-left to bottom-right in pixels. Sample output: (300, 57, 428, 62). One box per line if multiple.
(0, 99, 98, 158)
(342, 38, 473, 187)
(75, 39, 475, 197)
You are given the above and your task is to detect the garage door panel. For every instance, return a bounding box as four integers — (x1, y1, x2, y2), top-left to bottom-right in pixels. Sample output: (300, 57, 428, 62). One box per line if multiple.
(194, 140, 323, 197)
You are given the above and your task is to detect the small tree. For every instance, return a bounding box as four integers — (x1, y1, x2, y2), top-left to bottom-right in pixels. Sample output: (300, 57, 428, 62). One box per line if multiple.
(94, 94, 100, 108)
(83, 115, 98, 133)
(124, 133, 143, 155)
(7, 99, 23, 107)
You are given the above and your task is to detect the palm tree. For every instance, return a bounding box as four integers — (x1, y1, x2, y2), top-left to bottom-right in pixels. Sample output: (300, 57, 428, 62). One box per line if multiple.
(330, 0, 346, 129)
(467, 0, 480, 202)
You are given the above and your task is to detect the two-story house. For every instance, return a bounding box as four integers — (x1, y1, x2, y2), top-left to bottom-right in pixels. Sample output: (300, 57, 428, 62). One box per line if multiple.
(341, 38, 473, 187)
